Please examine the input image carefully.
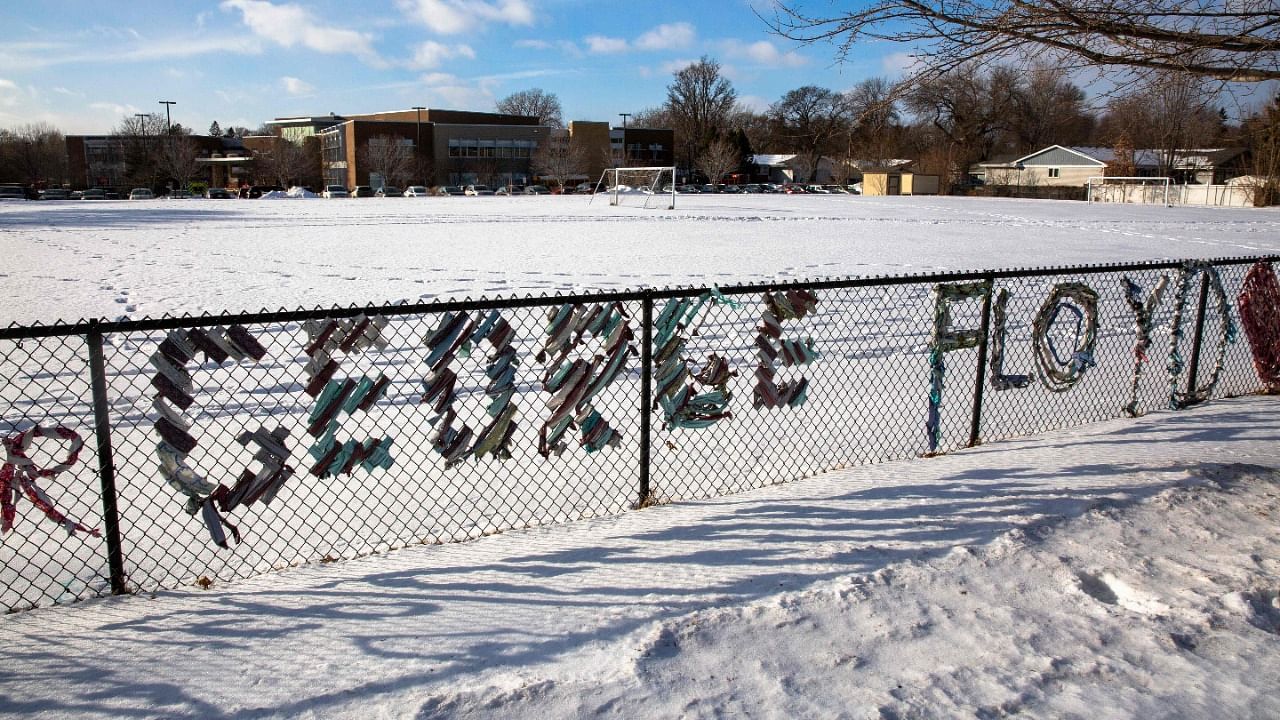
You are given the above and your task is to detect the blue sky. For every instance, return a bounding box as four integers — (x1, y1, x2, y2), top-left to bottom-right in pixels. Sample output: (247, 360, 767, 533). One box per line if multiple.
(0, 0, 909, 135)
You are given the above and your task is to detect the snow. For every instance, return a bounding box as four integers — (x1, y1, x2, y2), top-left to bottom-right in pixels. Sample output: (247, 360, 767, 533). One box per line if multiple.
(1, 195, 1278, 717)
(1, 194, 1277, 325)
(0, 396, 1276, 718)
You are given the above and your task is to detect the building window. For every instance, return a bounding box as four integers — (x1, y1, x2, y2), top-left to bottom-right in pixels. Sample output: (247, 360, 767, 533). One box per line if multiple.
(1048, 168, 1060, 178)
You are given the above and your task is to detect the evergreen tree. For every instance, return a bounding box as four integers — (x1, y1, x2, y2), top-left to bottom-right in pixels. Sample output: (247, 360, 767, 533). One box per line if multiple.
(209, 121, 222, 137)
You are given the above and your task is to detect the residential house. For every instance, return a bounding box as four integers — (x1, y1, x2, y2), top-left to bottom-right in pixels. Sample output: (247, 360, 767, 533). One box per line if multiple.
(978, 145, 1249, 188)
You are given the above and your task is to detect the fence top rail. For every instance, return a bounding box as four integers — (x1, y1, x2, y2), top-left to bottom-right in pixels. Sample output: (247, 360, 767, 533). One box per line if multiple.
(2, 254, 1275, 341)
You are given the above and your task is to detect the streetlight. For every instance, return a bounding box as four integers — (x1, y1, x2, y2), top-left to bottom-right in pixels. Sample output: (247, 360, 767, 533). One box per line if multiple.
(412, 106, 425, 185)
(159, 100, 176, 135)
(618, 113, 630, 167)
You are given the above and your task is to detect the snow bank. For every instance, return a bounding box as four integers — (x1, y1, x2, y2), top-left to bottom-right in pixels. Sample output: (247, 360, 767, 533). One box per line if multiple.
(444, 463, 1280, 719)
(0, 395, 1276, 719)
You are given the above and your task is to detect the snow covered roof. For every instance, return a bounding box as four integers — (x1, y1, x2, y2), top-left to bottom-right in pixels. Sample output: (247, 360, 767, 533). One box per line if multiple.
(751, 154, 797, 167)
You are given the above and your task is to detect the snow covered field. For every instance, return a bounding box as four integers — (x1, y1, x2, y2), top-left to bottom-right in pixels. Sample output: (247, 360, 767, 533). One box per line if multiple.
(1, 194, 1277, 325)
(1, 195, 1278, 717)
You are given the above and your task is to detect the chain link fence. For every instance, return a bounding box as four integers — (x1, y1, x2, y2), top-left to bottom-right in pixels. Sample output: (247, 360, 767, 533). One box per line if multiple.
(1, 256, 1276, 612)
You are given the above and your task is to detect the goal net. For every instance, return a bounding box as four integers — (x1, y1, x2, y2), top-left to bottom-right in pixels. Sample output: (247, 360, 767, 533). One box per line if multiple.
(1086, 176, 1171, 206)
(590, 166, 677, 209)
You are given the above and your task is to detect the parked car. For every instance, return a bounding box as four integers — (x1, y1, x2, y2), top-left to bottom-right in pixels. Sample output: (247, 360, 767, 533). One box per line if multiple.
(80, 188, 107, 200)
(248, 185, 284, 198)
(742, 184, 763, 193)
(376, 186, 404, 197)
(494, 185, 520, 195)
(437, 186, 466, 196)
(128, 188, 155, 200)
(464, 184, 494, 196)
(0, 185, 26, 201)
(169, 189, 193, 199)
(806, 185, 831, 194)
(404, 185, 431, 197)
(205, 187, 234, 199)
(573, 182, 599, 194)
(722, 185, 741, 194)
(322, 185, 349, 199)
(40, 188, 71, 200)
(351, 185, 376, 198)
(782, 184, 808, 194)
(524, 185, 551, 195)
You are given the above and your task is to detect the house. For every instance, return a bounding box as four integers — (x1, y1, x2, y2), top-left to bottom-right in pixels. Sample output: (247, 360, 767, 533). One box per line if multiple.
(978, 145, 1249, 187)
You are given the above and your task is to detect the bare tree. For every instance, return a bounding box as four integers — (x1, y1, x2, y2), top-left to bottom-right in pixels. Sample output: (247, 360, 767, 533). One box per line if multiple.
(113, 113, 167, 189)
(846, 77, 900, 165)
(1008, 62, 1094, 153)
(1241, 93, 1280, 205)
(770, 86, 850, 182)
(695, 137, 741, 185)
(631, 106, 675, 130)
(255, 138, 319, 187)
(906, 64, 1020, 185)
(496, 88, 564, 127)
(358, 135, 414, 187)
(768, 0, 1280, 86)
(0, 123, 68, 185)
(158, 136, 202, 192)
(533, 132, 589, 188)
(664, 56, 738, 169)
(1102, 71, 1223, 175)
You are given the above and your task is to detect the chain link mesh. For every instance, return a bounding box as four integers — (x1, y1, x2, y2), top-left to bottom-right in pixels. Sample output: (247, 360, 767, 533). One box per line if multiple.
(0, 257, 1274, 611)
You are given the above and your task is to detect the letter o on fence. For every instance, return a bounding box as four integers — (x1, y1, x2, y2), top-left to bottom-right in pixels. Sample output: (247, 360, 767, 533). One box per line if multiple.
(1031, 282, 1099, 393)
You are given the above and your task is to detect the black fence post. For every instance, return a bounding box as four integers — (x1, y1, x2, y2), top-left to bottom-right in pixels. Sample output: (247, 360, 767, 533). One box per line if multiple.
(86, 322, 128, 596)
(637, 293, 654, 507)
(967, 278, 994, 448)
(1184, 271, 1212, 397)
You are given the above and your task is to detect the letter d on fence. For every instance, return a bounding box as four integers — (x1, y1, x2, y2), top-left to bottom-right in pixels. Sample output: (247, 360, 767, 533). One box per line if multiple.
(926, 281, 991, 453)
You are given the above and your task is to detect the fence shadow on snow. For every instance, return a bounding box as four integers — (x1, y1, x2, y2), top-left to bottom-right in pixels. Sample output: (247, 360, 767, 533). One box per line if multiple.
(1, 255, 1277, 612)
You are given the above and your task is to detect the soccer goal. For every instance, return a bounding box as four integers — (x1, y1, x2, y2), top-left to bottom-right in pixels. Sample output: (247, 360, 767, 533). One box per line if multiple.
(589, 166, 677, 210)
(1086, 176, 1172, 206)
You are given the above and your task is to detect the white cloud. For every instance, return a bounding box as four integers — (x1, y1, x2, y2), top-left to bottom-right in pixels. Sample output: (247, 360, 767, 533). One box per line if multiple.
(633, 22, 695, 51)
(420, 72, 459, 85)
(659, 58, 699, 74)
(0, 78, 20, 107)
(89, 101, 143, 117)
(395, 0, 534, 35)
(586, 22, 700, 55)
(418, 71, 493, 109)
(408, 40, 476, 69)
(585, 35, 628, 54)
(514, 39, 551, 50)
(281, 76, 315, 95)
(881, 51, 922, 77)
(736, 94, 771, 113)
(718, 39, 807, 68)
(221, 0, 382, 65)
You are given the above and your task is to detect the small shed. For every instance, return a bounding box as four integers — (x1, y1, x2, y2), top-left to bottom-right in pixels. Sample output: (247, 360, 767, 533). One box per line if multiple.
(861, 169, 939, 196)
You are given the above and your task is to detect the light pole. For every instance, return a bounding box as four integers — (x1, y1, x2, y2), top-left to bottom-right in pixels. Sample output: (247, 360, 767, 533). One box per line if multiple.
(618, 113, 630, 167)
(159, 100, 176, 135)
(412, 106, 425, 185)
